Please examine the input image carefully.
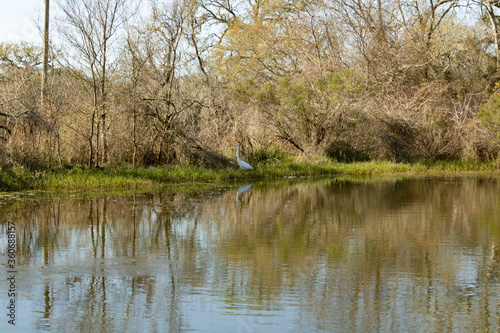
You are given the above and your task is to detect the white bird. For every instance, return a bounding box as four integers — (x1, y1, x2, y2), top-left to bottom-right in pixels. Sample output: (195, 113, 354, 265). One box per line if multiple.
(236, 184, 253, 208)
(235, 144, 254, 170)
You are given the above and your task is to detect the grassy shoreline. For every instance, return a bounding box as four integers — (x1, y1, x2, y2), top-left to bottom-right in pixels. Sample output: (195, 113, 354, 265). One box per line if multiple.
(1, 159, 500, 192)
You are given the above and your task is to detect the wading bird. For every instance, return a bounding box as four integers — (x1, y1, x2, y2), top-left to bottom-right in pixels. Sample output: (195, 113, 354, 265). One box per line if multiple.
(236, 184, 253, 208)
(235, 144, 254, 170)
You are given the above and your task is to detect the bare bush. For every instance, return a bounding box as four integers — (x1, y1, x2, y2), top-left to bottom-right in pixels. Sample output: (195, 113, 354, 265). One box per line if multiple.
(366, 83, 491, 161)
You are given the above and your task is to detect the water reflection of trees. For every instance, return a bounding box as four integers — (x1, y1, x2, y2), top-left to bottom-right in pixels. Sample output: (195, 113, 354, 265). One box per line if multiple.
(0, 178, 499, 331)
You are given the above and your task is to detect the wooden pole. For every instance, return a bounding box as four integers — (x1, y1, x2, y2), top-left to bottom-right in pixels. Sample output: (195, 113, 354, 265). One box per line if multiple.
(41, 0, 50, 106)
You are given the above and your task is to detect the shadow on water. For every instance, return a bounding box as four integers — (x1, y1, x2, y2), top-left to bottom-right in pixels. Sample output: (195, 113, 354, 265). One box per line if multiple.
(0, 176, 499, 332)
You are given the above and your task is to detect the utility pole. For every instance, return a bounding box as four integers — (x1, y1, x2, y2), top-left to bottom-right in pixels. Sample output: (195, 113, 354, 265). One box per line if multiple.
(41, 0, 50, 106)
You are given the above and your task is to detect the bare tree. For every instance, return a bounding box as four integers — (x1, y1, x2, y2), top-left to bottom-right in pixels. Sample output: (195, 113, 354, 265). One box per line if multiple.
(125, 0, 200, 163)
(57, 0, 134, 167)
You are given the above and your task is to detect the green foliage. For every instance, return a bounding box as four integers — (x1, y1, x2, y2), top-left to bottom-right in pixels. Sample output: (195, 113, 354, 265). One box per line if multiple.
(314, 78, 327, 91)
(251, 145, 287, 164)
(0, 164, 36, 191)
(233, 70, 371, 153)
(479, 93, 500, 147)
(326, 69, 368, 92)
(256, 81, 276, 101)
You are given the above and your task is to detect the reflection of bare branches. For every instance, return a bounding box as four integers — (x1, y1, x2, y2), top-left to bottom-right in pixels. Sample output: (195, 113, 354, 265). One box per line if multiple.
(0, 179, 499, 331)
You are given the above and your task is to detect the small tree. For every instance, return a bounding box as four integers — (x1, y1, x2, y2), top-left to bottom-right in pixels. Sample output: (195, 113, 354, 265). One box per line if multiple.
(479, 92, 500, 149)
(57, 0, 134, 167)
(233, 70, 371, 154)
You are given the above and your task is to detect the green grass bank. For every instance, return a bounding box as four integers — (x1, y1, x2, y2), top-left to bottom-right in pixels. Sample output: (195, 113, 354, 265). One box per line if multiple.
(1, 158, 500, 192)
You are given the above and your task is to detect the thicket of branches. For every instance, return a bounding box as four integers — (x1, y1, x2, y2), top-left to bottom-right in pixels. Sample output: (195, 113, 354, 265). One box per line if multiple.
(2, 0, 500, 169)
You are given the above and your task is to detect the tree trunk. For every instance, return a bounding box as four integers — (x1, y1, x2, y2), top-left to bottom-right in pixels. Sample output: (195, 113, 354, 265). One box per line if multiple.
(41, 0, 50, 106)
(485, 0, 500, 71)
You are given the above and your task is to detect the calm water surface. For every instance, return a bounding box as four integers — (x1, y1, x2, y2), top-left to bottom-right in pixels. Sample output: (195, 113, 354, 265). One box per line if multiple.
(1, 177, 499, 332)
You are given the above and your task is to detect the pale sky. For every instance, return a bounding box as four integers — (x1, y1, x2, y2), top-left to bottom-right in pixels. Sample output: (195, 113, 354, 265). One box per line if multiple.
(0, 1, 47, 45)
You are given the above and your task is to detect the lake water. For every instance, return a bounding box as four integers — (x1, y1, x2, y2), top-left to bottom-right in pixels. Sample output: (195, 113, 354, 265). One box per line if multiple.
(1, 177, 499, 332)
